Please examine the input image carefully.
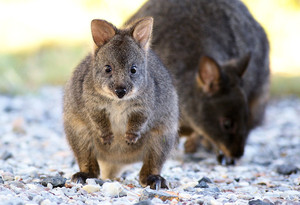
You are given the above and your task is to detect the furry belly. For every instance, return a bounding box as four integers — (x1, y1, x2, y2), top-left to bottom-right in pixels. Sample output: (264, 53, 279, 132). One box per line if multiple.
(107, 102, 130, 137)
(96, 139, 145, 163)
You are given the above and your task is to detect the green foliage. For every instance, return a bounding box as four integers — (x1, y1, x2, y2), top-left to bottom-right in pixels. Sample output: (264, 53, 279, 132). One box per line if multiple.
(270, 75, 300, 97)
(0, 0, 299, 97)
(0, 43, 88, 94)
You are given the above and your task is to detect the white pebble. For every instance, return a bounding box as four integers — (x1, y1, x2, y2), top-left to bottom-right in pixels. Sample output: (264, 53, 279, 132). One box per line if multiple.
(86, 178, 97, 185)
(82, 184, 100, 193)
(32, 195, 44, 203)
(151, 197, 163, 204)
(14, 176, 21, 181)
(102, 182, 123, 197)
(238, 181, 250, 187)
(211, 198, 222, 205)
(203, 196, 215, 203)
(47, 183, 53, 189)
(227, 193, 238, 201)
(181, 181, 198, 189)
(41, 199, 52, 205)
(179, 193, 191, 199)
(27, 184, 37, 190)
(234, 199, 248, 205)
(282, 190, 300, 200)
(2, 173, 14, 181)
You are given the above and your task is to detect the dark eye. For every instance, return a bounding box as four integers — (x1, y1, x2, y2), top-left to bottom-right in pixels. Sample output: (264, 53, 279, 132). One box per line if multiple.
(130, 65, 137, 74)
(221, 118, 234, 131)
(105, 65, 112, 73)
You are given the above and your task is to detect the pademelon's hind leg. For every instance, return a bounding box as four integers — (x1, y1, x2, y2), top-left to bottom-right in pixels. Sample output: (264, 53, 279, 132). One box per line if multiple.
(71, 149, 100, 183)
(248, 82, 269, 129)
(139, 134, 175, 189)
(65, 122, 100, 183)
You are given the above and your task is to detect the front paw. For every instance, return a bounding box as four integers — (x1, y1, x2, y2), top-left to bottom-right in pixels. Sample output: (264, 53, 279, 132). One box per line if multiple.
(125, 132, 140, 145)
(100, 133, 114, 145)
(146, 175, 169, 190)
(184, 137, 198, 153)
(217, 153, 235, 165)
(71, 172, 91, 184)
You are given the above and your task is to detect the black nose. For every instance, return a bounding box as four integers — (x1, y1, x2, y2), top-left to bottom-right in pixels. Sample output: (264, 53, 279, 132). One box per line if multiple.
(115, 87, 127, 98)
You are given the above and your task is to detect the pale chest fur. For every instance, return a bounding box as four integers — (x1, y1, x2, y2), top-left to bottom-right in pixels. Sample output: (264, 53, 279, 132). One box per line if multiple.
(105, 101, 132, 138)
(96, 100, 146, 164)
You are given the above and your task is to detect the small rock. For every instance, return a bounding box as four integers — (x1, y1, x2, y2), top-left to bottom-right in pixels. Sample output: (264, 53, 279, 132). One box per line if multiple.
(27, 184, 38, 190)
(249, 199, 273, 205)
(10, 181, 25, 188)
(82, 184, 100, 193)
(40, 176, 66, 188)
(12, 117, 26, 134)
(195, 177, 212, 188)
(2, 172, 14, 181)
(277, 164, 299, 175)
(234, 178, 240, 182)
(86, 178, 97, 185)
(195, 180, 209, 188)
(140, 189, 179, 202)
(32, 195, 44, 204)
(0, 151, 13, 160)
(14, 175, 22, 181)
(199, 177, 213, 184)
(206, 187, 221, 193)
(150, 197, 164, 204)
(4, 105, 13, 112)
(102, 182, 126, 197)
(182, 181, 198, 190)
(227, 193, 238, 201)
(134, 200, 153, 205)
(0, 176, 4, 184)
(238, 181, 250, 187)
(47, 183, 53, 189)
(235, 199, 250, 205)
(95, 179, 105, 186)
(282, 190, 300, 200)
(203, 196, 215, 203)
(41, 199, 52, 205)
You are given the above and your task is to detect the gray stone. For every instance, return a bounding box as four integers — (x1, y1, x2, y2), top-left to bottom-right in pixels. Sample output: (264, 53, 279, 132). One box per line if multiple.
(195, 180, 209, 188)
(198, 177, 212, 184)
(140, 189, 179, 202)
(40, 176, 67, 188)
(277, 164, 299, 175)
(206, 187, 220, 193)
(1, 151, 13, 160)
(134, 200, 153, 205)
(195, 176, 213, 188)
(94, 178, 105, 186)
(249, 199, 274, 205)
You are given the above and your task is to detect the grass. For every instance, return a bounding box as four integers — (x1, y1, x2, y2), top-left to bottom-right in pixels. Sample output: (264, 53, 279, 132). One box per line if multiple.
(0, 43, 300, 97)
(0, 0, 299, 96)
(0, 44, 299, 97)
(271, 75, 300, 97)
(0, 43, 89, 94)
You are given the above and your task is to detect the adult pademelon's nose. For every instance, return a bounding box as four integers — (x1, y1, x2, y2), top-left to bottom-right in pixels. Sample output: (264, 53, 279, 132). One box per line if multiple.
(115, 87, 127, 98)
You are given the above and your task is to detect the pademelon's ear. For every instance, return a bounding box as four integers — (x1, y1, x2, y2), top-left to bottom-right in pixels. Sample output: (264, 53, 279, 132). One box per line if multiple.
(91, 19, 116, 48)
(226, 52, 251, 77)
(132, 17, 153, 50)
(197, 56, 222, 94)
(235, 52, 251, 77)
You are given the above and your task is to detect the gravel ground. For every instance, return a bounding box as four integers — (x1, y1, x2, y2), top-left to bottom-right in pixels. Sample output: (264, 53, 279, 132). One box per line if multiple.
(0, 87, 299, 205)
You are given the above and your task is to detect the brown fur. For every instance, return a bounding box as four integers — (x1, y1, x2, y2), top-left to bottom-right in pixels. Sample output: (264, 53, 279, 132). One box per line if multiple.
(128, 0, 270, 164)
(63, 17, 178, 188)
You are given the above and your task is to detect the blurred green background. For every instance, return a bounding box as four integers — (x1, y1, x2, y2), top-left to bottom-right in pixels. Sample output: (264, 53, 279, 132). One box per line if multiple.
(0, 0, 299, 96)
